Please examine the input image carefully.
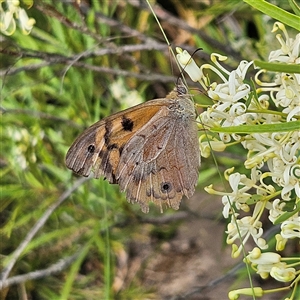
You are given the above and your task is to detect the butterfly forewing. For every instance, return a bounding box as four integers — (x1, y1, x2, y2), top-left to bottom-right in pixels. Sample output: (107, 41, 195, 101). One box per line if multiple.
(66, 101, 165, 181)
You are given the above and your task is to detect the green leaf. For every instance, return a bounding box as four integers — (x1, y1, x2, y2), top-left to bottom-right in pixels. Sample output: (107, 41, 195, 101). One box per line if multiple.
(243, 0, 300, 30)
(274, 201, 300, 225)
(254, 61, 300, 74)
(246, 194, 263, 205)
(210, 120, 300, 134)
(288, 0, 300, 16)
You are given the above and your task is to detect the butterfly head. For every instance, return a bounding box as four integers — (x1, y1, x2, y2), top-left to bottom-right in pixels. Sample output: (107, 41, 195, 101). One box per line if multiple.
(176, 78, 188, 96)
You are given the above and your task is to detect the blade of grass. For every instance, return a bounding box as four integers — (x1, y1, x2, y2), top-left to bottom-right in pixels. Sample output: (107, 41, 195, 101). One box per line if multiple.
(244, 0, 300, 30)
(211, 120, 300, 134)
(60, 238, 94, 299)
(254, 61, 300, 73)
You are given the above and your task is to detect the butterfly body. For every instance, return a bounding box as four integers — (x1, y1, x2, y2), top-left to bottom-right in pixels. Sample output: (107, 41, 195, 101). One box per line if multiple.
(66, 80, 200, 213)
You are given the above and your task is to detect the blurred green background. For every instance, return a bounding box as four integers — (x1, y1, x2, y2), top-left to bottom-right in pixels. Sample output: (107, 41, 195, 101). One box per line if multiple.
(1, 0, 298, 299)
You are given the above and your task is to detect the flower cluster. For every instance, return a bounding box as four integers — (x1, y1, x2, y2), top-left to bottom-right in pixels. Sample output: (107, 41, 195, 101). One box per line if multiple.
(110, 78, 144, 109)
(0, 0, 35, 35)
(177, 22, 299, 299)
(6, 126, 44, 170)
(245, 247, 296, 282)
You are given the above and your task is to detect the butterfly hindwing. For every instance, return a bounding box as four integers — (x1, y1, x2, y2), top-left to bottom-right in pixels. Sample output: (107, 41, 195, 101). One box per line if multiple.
(116, 95, 200, 213)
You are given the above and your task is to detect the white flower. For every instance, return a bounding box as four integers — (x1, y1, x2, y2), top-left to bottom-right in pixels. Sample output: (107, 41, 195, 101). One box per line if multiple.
(245, 248, 293, 280)
(110, 78, 143, 109)
(198, 137, 226, 158)
(280, 216, 300, 239)
(269, 22, 300, 64)
(243, 131, 300, 203)
(275, 234, 287, 251)
(18, 7, 35, 35)
(0, 0, 35, 35)
(270, 265, 296, 282)
(176, 48, 202, 82)
(200, 60, 253, 143)
(221, 173, 252, 218)
(207, 61, 252, 105)
(271, 73, 300, 121)
(228, 287, 263, 300)
(247, 247, 281, 264)
(0, 9, 16, 35)
(268, 199, 286, 223)
(227, 215, 267, 255)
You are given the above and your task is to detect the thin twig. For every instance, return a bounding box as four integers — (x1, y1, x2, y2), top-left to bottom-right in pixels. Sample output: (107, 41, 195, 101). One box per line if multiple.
(34, 3, 104, 44)
(1, 42, 168, 63)
(1, 107, 81, 128)
(0, 42, 172, 81)
(0, 250, 81, 290)
(1, 61, 175, 82)
(128, 0, 243, 61)
(0, 176, 89, 286)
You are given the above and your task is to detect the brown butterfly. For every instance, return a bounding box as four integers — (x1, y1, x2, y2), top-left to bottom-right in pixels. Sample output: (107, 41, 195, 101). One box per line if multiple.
(65, 79, 200, 213)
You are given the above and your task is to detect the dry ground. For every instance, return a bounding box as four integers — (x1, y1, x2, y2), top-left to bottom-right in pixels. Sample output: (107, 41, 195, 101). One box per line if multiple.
(118, 191, 289, 300)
